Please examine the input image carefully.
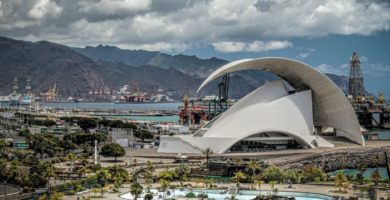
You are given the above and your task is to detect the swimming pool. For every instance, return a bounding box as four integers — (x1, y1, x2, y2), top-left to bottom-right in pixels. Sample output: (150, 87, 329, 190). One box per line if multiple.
(120, 188, 332, 200)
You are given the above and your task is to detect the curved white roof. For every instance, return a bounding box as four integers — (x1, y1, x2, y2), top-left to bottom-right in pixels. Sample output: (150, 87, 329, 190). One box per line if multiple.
(198, 58, 363, 146)
(158, 57, 363, 154)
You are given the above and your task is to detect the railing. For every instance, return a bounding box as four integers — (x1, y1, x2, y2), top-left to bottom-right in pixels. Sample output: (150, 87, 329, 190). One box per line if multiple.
(0, 182, 23, 200)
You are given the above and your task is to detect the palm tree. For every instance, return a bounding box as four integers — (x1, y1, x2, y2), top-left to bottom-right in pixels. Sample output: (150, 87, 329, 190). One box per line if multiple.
(146, 160, 152, 167)
(357, 163, 367, 184)
(42, 167, 58, 188)
(245, 159, 262, 183)
(233, 157, 243, 172)
(92, 188, 99, 197)
(98, 187, 108, 198)
(202, 148, 214, 168)
(194, 178, 200, 187)
(169, 184, 177, 199)
(96, 170, 111, 183)
(132, 158, 138, 173)
(65, 153, 76, 170)
(334, 171, 347, 191)
(373, 154, 382, 170)
(254, 180, 264, 196)
(78, 167, 92, 178)
(148, 166, 156, 176)
(159, 179, 170, 199)
(369, 169, 382, 185)
(175, 163, 191, 180)
(233, 170, 246, 183)
(342, 182, 350, 192)
(269, 181, 277, 197)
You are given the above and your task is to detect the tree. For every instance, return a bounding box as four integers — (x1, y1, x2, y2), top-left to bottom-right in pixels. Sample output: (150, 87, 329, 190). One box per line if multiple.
(175, 163, 191, 178)
(369, 169, 382, 185)
(169, 184, 177, 199)
(233, 170, 246, 183)
(110, 120, 123, 128)
(245, 159, 261, 183)
(254, 180, 264, 196)
(131, 182, 144, 200)
(158, 170, 178, 180)
(269, 181, 277, 197)
(134, 129, 154, 142)
(202, 148, 213, 168)
(100, 143, 125, 162)
(65, 153, 76, 167)
(42, 119, 56, 127)
(283, 169, 299, 184)
(42, 167, 57, 189)
(96, 170, 111, 183)
(233, 157, 244, 173)
(334, 171, 347, 191)
(357, 163, 367, 184)
(98, 118, 110, 128)
(78, 167, 92, 178)
(121, 122, 138, 129)
(98, 187, 108, 197)
(77, 118, 97, 133)
(373, 154, 382, 170)
(263, 165, 284, 182)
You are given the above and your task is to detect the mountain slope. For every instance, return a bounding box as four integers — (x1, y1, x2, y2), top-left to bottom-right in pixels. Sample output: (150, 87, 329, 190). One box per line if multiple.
(73, 45, 229, 77)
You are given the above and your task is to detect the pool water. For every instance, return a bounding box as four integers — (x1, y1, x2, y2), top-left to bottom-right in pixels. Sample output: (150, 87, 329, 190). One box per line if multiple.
(330, 167, 388, 179)
(120, 188, 331, 200)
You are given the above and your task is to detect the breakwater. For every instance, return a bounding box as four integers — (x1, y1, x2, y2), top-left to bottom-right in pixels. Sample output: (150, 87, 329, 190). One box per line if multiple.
(277, 146, 390, 173)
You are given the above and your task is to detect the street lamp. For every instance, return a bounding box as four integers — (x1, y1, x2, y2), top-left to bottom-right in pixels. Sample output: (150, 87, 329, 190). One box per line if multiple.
(4, 181, 7, 197)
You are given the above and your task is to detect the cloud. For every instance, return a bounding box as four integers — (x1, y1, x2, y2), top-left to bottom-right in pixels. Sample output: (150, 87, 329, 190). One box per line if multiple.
(212, 40, 292, 53)
(297, 53, 311, 58)
(27, 0, 62, 19)
(361, 62, 390, 76)
(341, 63, 350, 69)
(360, 55, 368, 62)
(0, 0, 389, 52)
(316, 64, 341, 74)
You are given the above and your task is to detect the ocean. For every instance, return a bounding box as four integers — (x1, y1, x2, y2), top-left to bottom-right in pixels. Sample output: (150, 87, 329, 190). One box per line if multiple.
(44, 102, 182, 111)
(370, 129, 390, 140)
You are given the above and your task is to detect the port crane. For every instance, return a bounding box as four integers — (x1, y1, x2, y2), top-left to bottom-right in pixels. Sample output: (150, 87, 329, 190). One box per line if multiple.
(378, 91, 390, 103)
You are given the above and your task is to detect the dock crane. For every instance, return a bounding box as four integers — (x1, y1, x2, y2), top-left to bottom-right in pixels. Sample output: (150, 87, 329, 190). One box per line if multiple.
(202, 73, 230, 120)
(379, 91, 390, 103)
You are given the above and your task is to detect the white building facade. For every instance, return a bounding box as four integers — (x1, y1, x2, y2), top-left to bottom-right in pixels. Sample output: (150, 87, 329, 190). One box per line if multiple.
(158, 58, 363, 154)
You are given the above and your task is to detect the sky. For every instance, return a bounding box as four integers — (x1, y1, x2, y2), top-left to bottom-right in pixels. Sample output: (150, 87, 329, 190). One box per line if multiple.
(0, 0, 389, 95)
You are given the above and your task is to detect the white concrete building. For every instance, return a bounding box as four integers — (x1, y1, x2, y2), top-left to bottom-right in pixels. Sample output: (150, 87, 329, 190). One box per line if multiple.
(158, 58, 363, 154)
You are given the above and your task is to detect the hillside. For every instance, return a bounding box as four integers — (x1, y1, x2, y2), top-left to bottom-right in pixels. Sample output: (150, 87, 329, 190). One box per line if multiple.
(0, 36, 372, 99)
(0, 37, 256, 98)
(73, 45, 229, 77)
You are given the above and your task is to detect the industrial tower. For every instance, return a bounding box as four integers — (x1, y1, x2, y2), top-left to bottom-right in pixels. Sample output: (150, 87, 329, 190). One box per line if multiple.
(26, 76, 31, 94)
(13, 76, 18, 93)
(349, 52, 364, 99)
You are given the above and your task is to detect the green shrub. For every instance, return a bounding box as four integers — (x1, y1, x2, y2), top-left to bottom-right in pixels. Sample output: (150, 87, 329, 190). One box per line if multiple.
(145, 193, 154, 200)
(68, 190, 76, 195)
(314, 177, 321, 182)
(113, 188, 120, 193)
(185, 192, 197, 198)
(96, 184, 102, 188)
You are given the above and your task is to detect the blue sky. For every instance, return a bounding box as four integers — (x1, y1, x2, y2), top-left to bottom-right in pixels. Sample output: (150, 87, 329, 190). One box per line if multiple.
(0, 0, 389, 95)
(178, 31, 390, 94)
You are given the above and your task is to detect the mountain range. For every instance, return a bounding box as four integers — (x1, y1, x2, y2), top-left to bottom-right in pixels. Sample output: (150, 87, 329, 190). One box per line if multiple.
(0, 36, 369, 100)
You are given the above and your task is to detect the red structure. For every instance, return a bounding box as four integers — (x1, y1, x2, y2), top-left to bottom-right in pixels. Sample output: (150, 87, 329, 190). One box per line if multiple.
(132, 83, 138, 93)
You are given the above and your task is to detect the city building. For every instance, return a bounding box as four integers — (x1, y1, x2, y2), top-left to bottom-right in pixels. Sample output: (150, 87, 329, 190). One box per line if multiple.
(158, 58, 363, 154)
